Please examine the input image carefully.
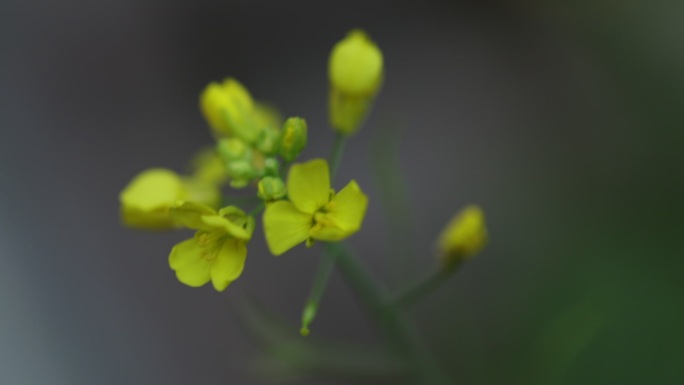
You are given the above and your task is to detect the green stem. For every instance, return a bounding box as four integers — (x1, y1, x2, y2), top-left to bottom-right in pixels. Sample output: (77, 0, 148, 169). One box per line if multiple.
(328, 243, 453, 385)
(371, 120, 415, 289)
(300, 247, 338, 336)
(329, 132, 347, 182)
(222, 195, 262, 207)
(394, 265, 458, 309)
(249, 202, 265, 216)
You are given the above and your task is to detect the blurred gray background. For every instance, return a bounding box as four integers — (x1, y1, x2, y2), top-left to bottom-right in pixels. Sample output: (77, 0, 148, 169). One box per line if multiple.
(2, 0, 684, 384)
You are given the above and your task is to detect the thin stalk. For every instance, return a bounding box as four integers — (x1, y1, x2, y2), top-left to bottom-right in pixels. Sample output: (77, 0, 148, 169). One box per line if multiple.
(249, 202, 265, 216)
(394, 266, 458, 309)
(300, 247, 338, 336)
(222, 195, 262, 207)
(371, 120, 415, 288)
(328, 243, 453, 385)
(329, 132, 347, 182)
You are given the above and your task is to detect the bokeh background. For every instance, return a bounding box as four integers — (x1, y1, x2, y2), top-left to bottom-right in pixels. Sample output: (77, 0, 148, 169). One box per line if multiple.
(2, 0, 684, 384)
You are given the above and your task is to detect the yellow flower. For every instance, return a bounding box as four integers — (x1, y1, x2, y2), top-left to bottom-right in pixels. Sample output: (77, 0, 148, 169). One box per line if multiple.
(436, 205, 487, 268)
(119, 169, 219, 230)
(169, 202, 255, 291)
(263, 159, 368, 255)
(200, 78, 256, 139)
(328, 30, 384, 135)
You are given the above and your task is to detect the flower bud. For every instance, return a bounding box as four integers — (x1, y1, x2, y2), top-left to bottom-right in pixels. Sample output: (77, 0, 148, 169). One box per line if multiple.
(200, 78, 255, 138)
(217, 138, 249, 161)
(279, 117, 308, 162)
(257, 176, 287, 201)
(226, 159, 256, 188)
(436, 205, 487, 269)
(263, 157, 280, 177)
(255, 126, 281, 156)
(328, 30, 384, 135)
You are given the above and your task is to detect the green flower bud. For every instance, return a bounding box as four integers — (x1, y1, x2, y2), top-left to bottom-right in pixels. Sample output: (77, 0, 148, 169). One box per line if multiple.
(256, 126, 281, 156)
(328, 30, 384, 135)
(263, 157, 280, 177)
(217, 138, 249, 161)
(225, 158, 257, 188)
(279, 117, 308, 162)
(436, 205, 487, 270)
(257, 176, 287, 201)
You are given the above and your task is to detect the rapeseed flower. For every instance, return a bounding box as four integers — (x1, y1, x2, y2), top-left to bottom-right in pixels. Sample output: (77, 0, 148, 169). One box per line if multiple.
(119, 168, 219, 230)
(169, 202, 255, 291)
(263, 159, 368, 255)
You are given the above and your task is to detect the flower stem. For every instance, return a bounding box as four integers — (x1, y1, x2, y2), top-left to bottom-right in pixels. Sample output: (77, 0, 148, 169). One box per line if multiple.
(222, 195, 262, 207)
(300, 246, 338, 336)
(371, 120, 415, 289)
(393, 265, 458, 309)
(248, 202, 265, 216)
(329, 132, 347, 182)
(328, 243, 453, 385)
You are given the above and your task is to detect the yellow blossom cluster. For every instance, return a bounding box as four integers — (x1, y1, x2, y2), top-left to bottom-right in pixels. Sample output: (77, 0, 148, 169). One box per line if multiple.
(119, 30, 385, 291)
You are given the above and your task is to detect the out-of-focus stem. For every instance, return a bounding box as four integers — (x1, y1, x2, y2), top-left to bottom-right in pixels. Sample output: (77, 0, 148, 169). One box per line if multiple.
(371, 121, 415, 288)
(329, 132, 347, 182)
(300, 246, 338, 336)
(394, 265, 459, 309)
(329, 243, 453, 385)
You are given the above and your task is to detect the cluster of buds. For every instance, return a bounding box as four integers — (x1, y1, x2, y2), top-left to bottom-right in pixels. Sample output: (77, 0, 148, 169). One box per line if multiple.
(200, 78, 307, 189)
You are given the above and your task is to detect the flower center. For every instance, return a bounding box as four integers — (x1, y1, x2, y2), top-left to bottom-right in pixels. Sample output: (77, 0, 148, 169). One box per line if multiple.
(310, 201, 336, 234)
(197, 231, 226, 261)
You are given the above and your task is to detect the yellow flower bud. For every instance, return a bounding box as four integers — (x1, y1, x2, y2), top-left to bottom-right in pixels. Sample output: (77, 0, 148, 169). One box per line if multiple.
(328, 30, 384, 135)
(329, 30, 384, 96)
(279, 117, 308, 162)
(436, 205, 487, 269)
(257, 176, 286, 201)
(200, 78, 255, 138)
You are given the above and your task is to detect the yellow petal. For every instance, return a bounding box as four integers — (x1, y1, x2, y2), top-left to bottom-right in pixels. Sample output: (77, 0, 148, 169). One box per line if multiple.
(169, 238, 212, 287)
(218, 206, 256, 239)
(170, 201, 217, 230)
(119, 168, 186, 229)
(312, 180, 368, 241)
(120, 169, 185, 210)
(210, 239, 247, 291)
(120, 206, 176, 230)
(287, 159, 330, 214)
(201, 215, 251, 240)
(263, 200, 312, 256)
